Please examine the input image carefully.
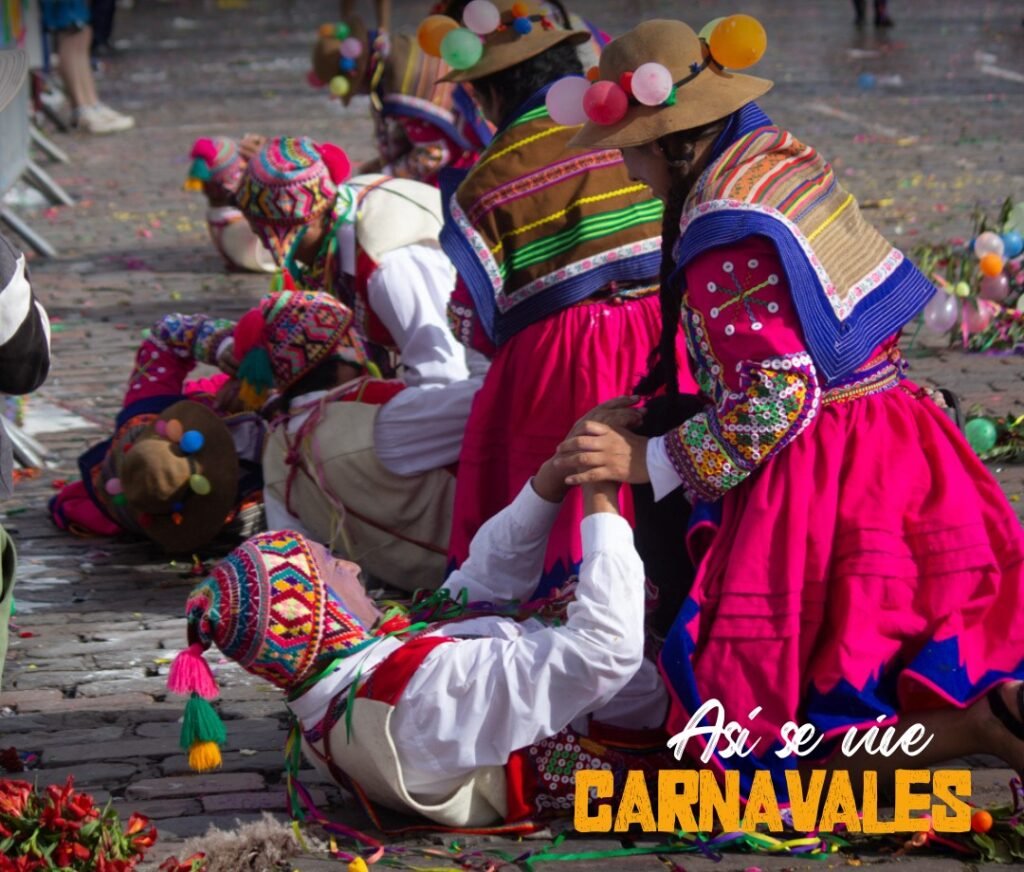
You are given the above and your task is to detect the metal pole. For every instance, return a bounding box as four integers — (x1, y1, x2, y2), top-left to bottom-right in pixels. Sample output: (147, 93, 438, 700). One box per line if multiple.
(0, 207, 57, 258)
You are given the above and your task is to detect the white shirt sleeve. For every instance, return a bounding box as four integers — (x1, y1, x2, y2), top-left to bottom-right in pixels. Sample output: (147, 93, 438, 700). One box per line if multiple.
(647, 435, 684, 502)
(367, 245, 469, 388)
(373, 376, 482, 477)
(392, 510, 648, 797)
(441, 480, 562, 604)
(263, 489, 318, 541)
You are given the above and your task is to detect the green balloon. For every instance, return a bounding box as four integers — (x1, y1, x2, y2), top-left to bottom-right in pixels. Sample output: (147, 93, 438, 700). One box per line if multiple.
(335, 22, 351, 39)
(964, 417, 998, 454)
(699, 17, 725, 41)
(1006, 202, 1024, 234)
(440, 27, 484, 70)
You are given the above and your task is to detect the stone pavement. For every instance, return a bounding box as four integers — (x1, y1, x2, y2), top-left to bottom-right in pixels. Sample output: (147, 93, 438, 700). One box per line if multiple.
(0, 0, 1021, 868)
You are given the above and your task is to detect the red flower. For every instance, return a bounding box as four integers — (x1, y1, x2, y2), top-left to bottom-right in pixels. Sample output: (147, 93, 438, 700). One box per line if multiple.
(125, 812, 149, 836)
(0, 779, 32, 816)
(0, 856, 45, 872)
(94, 854, 132, 872)
(66, 791, 98, 821)
(40, 801, 81, 833)
(52, 840, 87, 868)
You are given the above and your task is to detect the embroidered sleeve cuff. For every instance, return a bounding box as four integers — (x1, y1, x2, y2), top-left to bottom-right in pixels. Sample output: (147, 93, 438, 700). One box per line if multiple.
(665, 413, 750, 503)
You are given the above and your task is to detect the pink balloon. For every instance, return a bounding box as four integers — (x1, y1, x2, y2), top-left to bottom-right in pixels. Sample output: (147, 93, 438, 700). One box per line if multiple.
(463, 0, 500, 35)
(979, 273, 1010, 302)
(631, 62, 674, 106)
(340, 37, 363, 59)
(922, 293, 959, 334)
(582, 80, 628, 126)
(963, 299, 998, 333)
(545, 76, 590, 126)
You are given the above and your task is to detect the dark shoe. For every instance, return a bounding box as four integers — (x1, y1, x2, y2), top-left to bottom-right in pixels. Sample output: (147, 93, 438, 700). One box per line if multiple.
(875, 14, 894, 27)
(936, 387, 965, 431)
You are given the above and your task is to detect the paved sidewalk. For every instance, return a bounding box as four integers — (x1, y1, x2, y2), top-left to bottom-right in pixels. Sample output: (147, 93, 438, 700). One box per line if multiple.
(0, 0, 1021, 868)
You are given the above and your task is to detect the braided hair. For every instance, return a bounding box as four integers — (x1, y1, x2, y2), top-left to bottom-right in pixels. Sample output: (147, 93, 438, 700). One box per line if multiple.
(634, 120, 728, 397)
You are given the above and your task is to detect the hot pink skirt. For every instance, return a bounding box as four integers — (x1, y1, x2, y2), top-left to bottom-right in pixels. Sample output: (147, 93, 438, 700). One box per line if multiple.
(448, 293, 697, 597)
(660, 381, 1024, 797)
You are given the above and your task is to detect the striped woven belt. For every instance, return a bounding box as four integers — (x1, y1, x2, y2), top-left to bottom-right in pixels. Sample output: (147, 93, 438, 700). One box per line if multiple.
(822, 349, 905, 405)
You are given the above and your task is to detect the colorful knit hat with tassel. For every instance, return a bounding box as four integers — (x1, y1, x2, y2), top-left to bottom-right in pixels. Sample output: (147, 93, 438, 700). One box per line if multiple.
(235, 136, 352, 265)
(185, 137, 245, 199)
(232, 290, 369, 410)
(167, 530, 384, 772)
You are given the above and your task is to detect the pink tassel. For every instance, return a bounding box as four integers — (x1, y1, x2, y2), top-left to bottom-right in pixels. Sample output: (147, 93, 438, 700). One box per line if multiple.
(316, 142, 352, 184)
(190, 137, 218, 163)
(167, 642, 219, 700)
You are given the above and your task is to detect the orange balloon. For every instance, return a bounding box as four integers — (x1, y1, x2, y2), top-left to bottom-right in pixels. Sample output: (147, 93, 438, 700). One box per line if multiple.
(510, 2, 530, 17)
(979, 252, 1004, 277)
(709, 14, 767, 70)
(318, 23, 335, 38)
(971, 810, 993, 833)
(418, 15, 458, 57)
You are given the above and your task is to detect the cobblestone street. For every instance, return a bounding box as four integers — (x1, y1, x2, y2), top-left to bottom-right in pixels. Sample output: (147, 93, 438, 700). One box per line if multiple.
(0, 0, 1022, 868)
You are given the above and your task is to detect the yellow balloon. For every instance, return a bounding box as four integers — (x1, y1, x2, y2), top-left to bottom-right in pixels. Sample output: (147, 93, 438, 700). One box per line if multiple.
(709, 14, 767, 70)
(329, 75, 351, 97)
(418, 14, 458, 58)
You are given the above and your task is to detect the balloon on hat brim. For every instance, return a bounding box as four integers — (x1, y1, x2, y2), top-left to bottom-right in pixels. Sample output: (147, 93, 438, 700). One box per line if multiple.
(1001, 230, 1023, 259)
(698, 17, 725, 41)
(340, 37, 362, 59)
(418, 14, 459, 57)
(329, 75, 351, 97)
(973, 231, 1004, 259)
(546, 76, 590, 126)
(463, 0, 500, 35)
(441, 27, 484, 70)
(708, 14, 767, 70)
(583, 80, 628, 126)
(631, 62, 674, 106)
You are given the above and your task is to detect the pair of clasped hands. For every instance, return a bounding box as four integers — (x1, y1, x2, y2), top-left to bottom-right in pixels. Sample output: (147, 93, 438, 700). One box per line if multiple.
(533, 397, 651, 515)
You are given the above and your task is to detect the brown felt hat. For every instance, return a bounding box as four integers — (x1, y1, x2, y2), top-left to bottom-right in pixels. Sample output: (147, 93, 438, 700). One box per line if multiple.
(570, 19, 773, 151)
(438, 0, 589, 84)
(310, 14, 372, 106)
(115, 401, 239, 554)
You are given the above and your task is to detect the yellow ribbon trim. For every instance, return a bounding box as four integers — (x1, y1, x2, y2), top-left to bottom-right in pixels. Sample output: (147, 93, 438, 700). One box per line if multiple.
(807, 192, 854, 242)
(490, 184, 651, 256)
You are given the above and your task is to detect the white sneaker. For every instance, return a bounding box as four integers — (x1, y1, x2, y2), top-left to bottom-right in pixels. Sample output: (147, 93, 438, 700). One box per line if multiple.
(75, 104, 135, 134)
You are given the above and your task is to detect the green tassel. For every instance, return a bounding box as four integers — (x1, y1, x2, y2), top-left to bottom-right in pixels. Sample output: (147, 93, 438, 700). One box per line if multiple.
(237, 346, 275, 408)
(664, 87, 678, 107)
(180, 693, 226, 751)
(189, 158, 212, 181)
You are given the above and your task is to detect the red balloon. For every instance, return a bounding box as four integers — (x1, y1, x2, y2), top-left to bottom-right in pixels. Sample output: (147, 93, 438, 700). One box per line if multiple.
(583, 81, 628, 125)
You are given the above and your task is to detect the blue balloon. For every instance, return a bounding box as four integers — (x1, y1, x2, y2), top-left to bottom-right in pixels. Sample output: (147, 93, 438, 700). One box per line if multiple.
(339, 56, 356, 72)
(857, 73, 876, 90)
(513, 17, 532, 34)
(180, 429, 205, 455)
(1002, 230, 1024, 259)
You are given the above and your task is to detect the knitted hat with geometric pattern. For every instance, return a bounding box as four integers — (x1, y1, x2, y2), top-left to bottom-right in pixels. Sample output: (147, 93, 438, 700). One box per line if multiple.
(166, 530, 384, 771)
(235, 137, 352, 264)
(231, 290, 369, 410)
(185, 137, 246, 199)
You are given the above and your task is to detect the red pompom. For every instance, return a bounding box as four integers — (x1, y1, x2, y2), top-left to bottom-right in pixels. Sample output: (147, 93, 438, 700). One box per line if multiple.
(619, 71, 634, 96)
(190, 137, 218, 163)
(316, 142, 352, 184)
(233, 307, 267, 359)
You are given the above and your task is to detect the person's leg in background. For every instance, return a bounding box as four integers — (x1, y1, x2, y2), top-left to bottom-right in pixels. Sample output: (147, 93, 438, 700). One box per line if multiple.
(90, 0, 117, 56)
(40, 0, 134, 133)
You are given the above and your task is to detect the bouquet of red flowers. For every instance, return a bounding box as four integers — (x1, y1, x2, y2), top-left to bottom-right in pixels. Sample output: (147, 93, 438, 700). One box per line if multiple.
(0, 777, 157, 871)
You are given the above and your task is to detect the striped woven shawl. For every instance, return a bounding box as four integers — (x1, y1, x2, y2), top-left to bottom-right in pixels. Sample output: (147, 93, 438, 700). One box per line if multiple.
(675, 123, 935, 382)
(440, 88, 664, 346)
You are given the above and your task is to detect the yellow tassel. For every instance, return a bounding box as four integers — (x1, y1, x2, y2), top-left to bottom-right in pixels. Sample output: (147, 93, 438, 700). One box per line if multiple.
(183, 178, 204, 192)
(347, 859, 369, 872)
(188, 741, 223, 772)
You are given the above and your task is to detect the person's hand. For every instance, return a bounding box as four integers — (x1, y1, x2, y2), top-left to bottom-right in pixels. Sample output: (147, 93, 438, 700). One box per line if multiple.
(216, 338, 239, 377)
(239, 134, 267, 162)
(566, 395, 644, 439)
(554, 422, 650, 486)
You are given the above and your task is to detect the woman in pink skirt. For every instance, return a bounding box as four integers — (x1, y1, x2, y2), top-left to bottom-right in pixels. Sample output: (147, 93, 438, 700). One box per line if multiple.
(558, 17, 1024, 795)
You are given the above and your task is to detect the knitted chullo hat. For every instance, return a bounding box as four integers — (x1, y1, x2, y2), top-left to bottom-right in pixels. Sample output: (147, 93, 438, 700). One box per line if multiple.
(235, 137, 352, 265)
(185, 137, 245, 199)
(231, 291, 369, 410)
(166, 531, 386, 772)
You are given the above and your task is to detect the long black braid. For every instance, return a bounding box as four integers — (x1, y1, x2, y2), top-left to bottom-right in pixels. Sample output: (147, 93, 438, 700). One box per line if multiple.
(634, 121, 727, 397)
